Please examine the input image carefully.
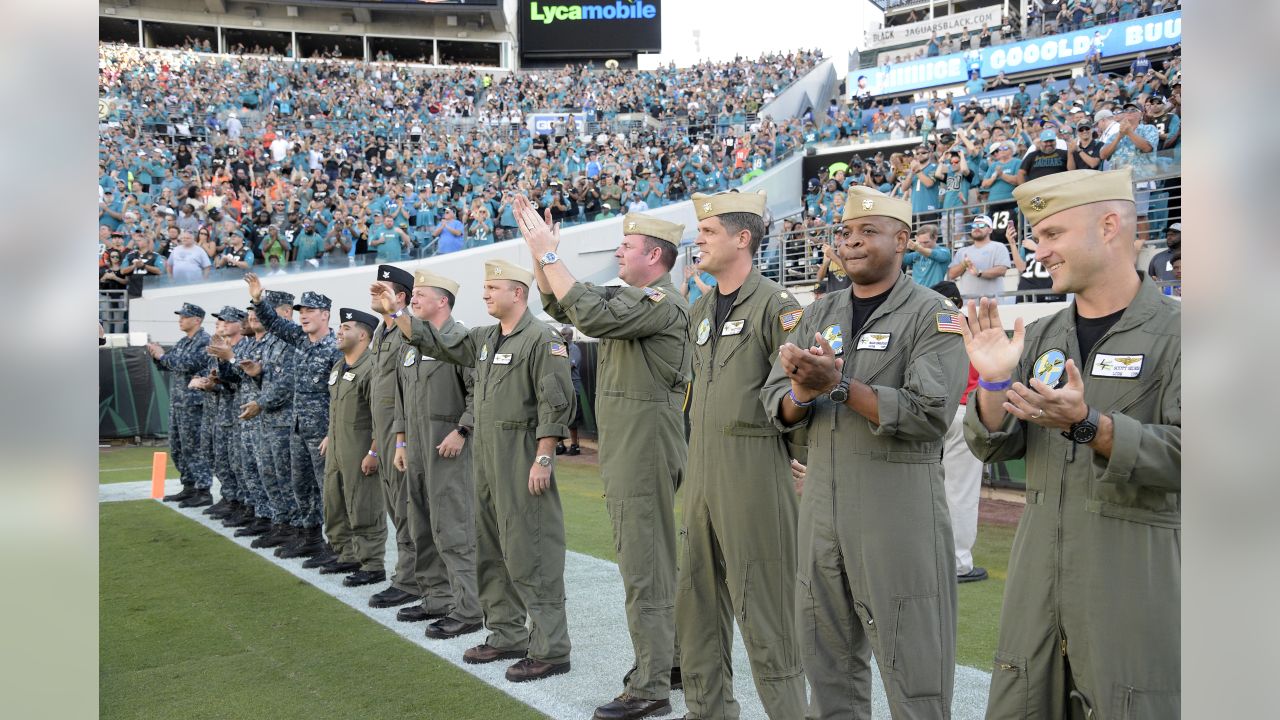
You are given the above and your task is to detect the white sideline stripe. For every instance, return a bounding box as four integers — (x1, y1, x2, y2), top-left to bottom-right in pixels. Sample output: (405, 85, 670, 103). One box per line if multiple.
(101, 480, 991, 718)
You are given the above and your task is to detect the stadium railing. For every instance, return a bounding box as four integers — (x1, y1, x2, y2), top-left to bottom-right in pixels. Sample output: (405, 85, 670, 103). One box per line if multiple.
(100, 289, 129, 333)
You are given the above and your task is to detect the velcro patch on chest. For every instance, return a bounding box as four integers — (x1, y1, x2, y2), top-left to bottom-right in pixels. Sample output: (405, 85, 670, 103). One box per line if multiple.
(857, 332, 891, 351)
(1091, 353, 1144, 379)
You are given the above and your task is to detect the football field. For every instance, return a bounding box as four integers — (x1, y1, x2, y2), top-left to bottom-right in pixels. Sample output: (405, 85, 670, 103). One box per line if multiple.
(100, 447, 1012, 719)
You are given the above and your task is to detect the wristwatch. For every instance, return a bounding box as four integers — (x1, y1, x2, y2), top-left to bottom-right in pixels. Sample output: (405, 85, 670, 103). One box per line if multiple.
(538, 251, 560, 267)
(828, 378, 851, 404)
(1062, 406, 1100, 444)
(456, 426, 471, 439)
(535, 454, 553, 467)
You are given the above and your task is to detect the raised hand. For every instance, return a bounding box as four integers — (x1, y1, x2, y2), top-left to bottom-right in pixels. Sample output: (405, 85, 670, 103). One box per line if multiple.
(369, 282, 395, 315)
(244, 272, 263, 302)
(959, 297, 1024, 382)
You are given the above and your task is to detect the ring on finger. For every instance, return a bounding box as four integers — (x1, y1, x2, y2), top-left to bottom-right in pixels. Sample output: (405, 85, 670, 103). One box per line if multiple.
(1034, 409, 1045, 419)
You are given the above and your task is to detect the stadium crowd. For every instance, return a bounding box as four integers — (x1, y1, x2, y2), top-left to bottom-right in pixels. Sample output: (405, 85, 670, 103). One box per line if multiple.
(787, 41, 1181, 299)
(99, 45, 822, 291)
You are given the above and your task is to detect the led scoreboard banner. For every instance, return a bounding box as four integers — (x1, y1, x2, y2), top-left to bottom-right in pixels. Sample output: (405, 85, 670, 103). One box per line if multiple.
(519, 0, 662, 55)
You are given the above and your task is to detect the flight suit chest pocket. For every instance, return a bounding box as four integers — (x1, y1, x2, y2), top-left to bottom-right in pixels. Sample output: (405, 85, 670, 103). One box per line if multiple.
(487, 346, 524, 385)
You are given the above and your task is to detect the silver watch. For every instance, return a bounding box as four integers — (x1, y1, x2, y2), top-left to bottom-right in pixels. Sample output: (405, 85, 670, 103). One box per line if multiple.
(535, 454, 553, 467)
(538, 251, 560, 267)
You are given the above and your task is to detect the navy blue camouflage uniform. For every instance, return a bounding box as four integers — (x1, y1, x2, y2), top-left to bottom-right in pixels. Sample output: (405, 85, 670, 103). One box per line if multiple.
(219, 334, 269, 517)
(255, 309, 300, 526)
(155, 327, 212, 490)
(256, 293, 341, 530)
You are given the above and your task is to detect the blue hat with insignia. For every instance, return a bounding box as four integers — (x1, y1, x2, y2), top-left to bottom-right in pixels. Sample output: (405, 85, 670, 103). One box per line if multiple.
(212, 305, 247, 323)
(174, 302, 205, 318)
(264, 290, 295, 307)
(294, 291, 332, 310)
(376, 264, 415, 289)
(338, 307, 378, 333)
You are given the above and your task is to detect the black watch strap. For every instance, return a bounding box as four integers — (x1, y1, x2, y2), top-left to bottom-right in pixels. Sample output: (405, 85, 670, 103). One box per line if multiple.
(456, 426, 470, 438)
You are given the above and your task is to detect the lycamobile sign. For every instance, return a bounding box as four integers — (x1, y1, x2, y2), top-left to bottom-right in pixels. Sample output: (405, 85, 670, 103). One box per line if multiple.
(528, 0, 657, 24)
(519, 0, 662, 55)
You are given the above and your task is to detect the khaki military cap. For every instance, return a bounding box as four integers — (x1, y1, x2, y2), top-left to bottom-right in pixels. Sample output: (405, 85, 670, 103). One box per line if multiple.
(692, 191, 767, 220)
(841, 185, 912, 227)
(413, 270, 459, 296)
(484, 259, 534, 287)
(1014, 167, 1134, 227)
(622, 213, 684, 245)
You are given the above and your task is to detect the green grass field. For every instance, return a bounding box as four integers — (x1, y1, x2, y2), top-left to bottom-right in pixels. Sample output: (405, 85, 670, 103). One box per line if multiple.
(99, 446, 177, 484)
(101, 447, 1013, 717)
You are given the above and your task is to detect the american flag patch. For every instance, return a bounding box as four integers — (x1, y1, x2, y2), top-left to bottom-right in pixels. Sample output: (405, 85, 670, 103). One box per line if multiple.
(780, 308, 804, 332)
(549, 341, 569, 358)
(936, 312, 963, 334)
(644, 287, 666, 303)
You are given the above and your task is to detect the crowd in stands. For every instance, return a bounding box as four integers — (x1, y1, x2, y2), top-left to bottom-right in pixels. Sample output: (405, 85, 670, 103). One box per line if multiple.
(98, 44, 823, 290)
(781, 40, 1181, 298)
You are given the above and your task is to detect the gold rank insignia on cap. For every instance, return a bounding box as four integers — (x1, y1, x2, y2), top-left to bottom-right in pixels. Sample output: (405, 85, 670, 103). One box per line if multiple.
(1014, 168, 1134, 227)
(623, 213, 685, 245)
(842, 186, 912, 227)
(413, 269, 460, 296)
(691, 191, 768, 220)
(484, 259, 533, 287)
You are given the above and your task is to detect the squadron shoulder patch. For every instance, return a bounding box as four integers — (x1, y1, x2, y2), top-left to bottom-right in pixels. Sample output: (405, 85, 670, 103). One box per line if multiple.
(643, 286, 666, 303)
(935, 312, 963, 334)
(780, 308, 803, 332)
(549, 341, 569, 358)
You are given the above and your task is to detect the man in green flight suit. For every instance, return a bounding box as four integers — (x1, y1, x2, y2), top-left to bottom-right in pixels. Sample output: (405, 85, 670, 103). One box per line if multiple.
(371, 258, 575, 683)
(677, 190, 807, 720)
(762, 186, 969, 719)
(520, 196, 690, 720)
(317, 308, 386, 578)
(962, 168, 1180, 719)
(392, 270, 484, 641)
(367, 264, 422, 612)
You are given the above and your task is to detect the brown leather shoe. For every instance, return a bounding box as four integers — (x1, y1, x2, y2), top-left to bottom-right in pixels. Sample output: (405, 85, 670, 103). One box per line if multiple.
(462, 643, 526, 665)
(505, 657, 571, 683)
(593, 694, 672, 720)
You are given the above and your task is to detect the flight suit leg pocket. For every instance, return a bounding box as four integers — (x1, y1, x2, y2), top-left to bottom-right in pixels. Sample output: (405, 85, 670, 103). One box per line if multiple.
(505, 509, 543, 588)
(796, 574, 817, 657)
(606, 496, 624, 556)
(888, 594, 944, 700)
(1114, 682, 1179, 719)
(988, 653, 1029, 718)
(676, 527, 692, 590)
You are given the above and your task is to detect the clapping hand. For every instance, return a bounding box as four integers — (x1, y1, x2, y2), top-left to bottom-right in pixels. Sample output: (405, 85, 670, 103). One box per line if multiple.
(779, 331, 844, 404)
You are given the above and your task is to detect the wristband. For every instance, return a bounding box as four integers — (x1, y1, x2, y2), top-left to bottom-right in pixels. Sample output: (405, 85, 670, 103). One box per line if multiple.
(978, 377, 1013, 391)
(367, 450, 378, 457)
(788, 388, 816, 408)
(389, 308, 403, 319)
(395, 441, 407, 449)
